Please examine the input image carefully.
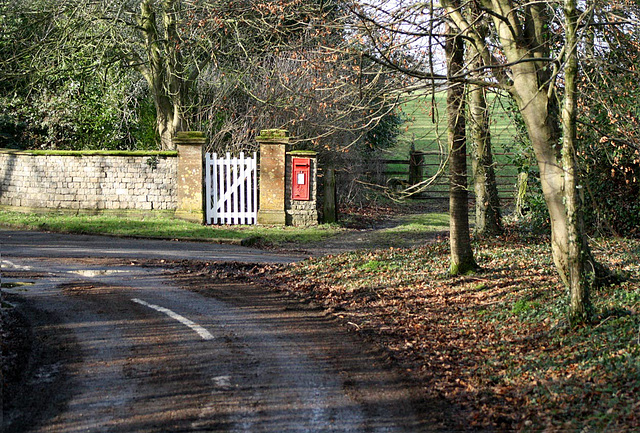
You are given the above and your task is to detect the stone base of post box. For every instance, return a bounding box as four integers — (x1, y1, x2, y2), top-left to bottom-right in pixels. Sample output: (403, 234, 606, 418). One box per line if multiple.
(286, 150, 318, 226)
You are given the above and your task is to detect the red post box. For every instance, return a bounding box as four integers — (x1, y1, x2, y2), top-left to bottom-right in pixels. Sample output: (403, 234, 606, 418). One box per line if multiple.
(292, 157, 311, 200)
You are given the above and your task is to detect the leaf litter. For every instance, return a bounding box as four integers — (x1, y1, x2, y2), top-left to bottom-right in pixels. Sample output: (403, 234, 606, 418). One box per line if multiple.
(245, 231, 640, 432)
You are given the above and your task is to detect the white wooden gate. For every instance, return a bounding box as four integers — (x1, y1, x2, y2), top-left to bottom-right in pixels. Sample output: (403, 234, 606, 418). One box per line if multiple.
(205, 152, 258, 225)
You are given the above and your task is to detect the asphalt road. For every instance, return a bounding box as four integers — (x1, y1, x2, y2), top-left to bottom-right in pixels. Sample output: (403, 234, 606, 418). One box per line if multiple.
(0, 229, 303, 263)
(1, 230, 428, 432)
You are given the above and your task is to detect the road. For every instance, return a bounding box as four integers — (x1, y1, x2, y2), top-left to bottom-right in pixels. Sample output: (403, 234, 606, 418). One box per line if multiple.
(0, 229, 303, 263)
(1, 230, 427, 432)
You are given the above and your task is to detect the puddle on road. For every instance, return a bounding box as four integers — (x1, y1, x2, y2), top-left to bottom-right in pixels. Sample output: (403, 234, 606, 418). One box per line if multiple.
(1, 281, 35, 289)
(69, 269, 136, 278)
(29, 362, 63, 385)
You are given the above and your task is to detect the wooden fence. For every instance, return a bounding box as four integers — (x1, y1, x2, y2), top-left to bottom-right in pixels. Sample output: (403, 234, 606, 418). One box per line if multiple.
(365, 150, 519, 203)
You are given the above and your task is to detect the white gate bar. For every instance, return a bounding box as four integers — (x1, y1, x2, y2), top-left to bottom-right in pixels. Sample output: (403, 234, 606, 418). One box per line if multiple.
(205, 153, 212, 223)
(239, 152, 245, 224)
(227, 153, 233, 225)
(252, 151, 257, 224)
(233, 153, 240, 224)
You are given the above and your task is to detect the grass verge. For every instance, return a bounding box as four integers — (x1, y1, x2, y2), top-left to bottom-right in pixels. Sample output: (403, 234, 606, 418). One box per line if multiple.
(359, 212, 450, 249)
(259, 230, 640, 431)
(0, 211, 344, 246)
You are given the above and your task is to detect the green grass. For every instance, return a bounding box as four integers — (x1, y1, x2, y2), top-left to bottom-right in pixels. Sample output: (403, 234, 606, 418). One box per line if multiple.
(397, 91, 517, 156)
(393, 212, 450, 228)
(361, 212, 449, 248)
(0, 210, 451, 251)
(0, 211, 343, 246)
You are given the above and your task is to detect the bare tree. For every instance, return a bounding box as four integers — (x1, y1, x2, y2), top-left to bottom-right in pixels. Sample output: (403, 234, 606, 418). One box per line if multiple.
(466, 3, 502, 236)
(437, 0, 620, 321)
(446, 25, 477, 275)
(349, 2, 479, 274)
(561, 0, 590, 320)
(349, 0, 634, 321)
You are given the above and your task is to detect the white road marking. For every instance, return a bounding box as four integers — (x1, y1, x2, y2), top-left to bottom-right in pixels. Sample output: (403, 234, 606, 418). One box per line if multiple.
(131, 298, 214, 341)
(1, 260, 34, 271)
(212, 375, 232, 388)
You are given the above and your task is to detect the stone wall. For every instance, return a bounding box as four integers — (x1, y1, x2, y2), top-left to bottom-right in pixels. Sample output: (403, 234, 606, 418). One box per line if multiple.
(0, 151, 177, 213)
(0, 131, 320, 226)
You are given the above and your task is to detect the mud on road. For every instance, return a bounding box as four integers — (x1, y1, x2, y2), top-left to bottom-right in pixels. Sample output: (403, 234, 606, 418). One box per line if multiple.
(2, 257, 432, 433)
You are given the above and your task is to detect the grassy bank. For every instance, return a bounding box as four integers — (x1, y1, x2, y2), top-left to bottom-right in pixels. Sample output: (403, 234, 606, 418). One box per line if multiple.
(397, 91, 516, 157)
(0, 211, 343, 246)
(262, 231, 640, 431)
(392, 91, 521, 201)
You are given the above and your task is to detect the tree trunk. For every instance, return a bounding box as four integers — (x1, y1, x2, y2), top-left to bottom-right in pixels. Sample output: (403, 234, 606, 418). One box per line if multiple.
(465, 0, 502, 237)
(323, 165, 337, 223)
(562, 0, 591, 323)
(446, 28, 477, 275)
(510, 58, 603, 322)
(469, 80, 502, 236)
(163, 0, 186, 147)
(511, 66, 571, 280)
(155, 94, 178, 151)
(138, 0, 184, 150)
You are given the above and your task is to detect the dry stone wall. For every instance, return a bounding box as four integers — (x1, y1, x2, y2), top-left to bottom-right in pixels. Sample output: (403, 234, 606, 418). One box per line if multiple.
(0, 152, 177, 212)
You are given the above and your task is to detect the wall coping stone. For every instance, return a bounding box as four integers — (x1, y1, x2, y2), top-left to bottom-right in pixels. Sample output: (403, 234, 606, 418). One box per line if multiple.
(0, 148, 177, 157)
(288, 150, 317, 157)
(174, 131, 207, 146)
(256, 129, 290, 144)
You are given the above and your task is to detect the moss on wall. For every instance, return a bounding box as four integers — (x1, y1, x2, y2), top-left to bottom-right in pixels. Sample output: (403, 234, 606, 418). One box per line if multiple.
(0, 149, 177, 157)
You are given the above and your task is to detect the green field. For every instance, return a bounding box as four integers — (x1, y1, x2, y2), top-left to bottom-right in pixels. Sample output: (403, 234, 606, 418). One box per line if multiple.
(387, 90, 521, 201)
(396, 90, 517, 154)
